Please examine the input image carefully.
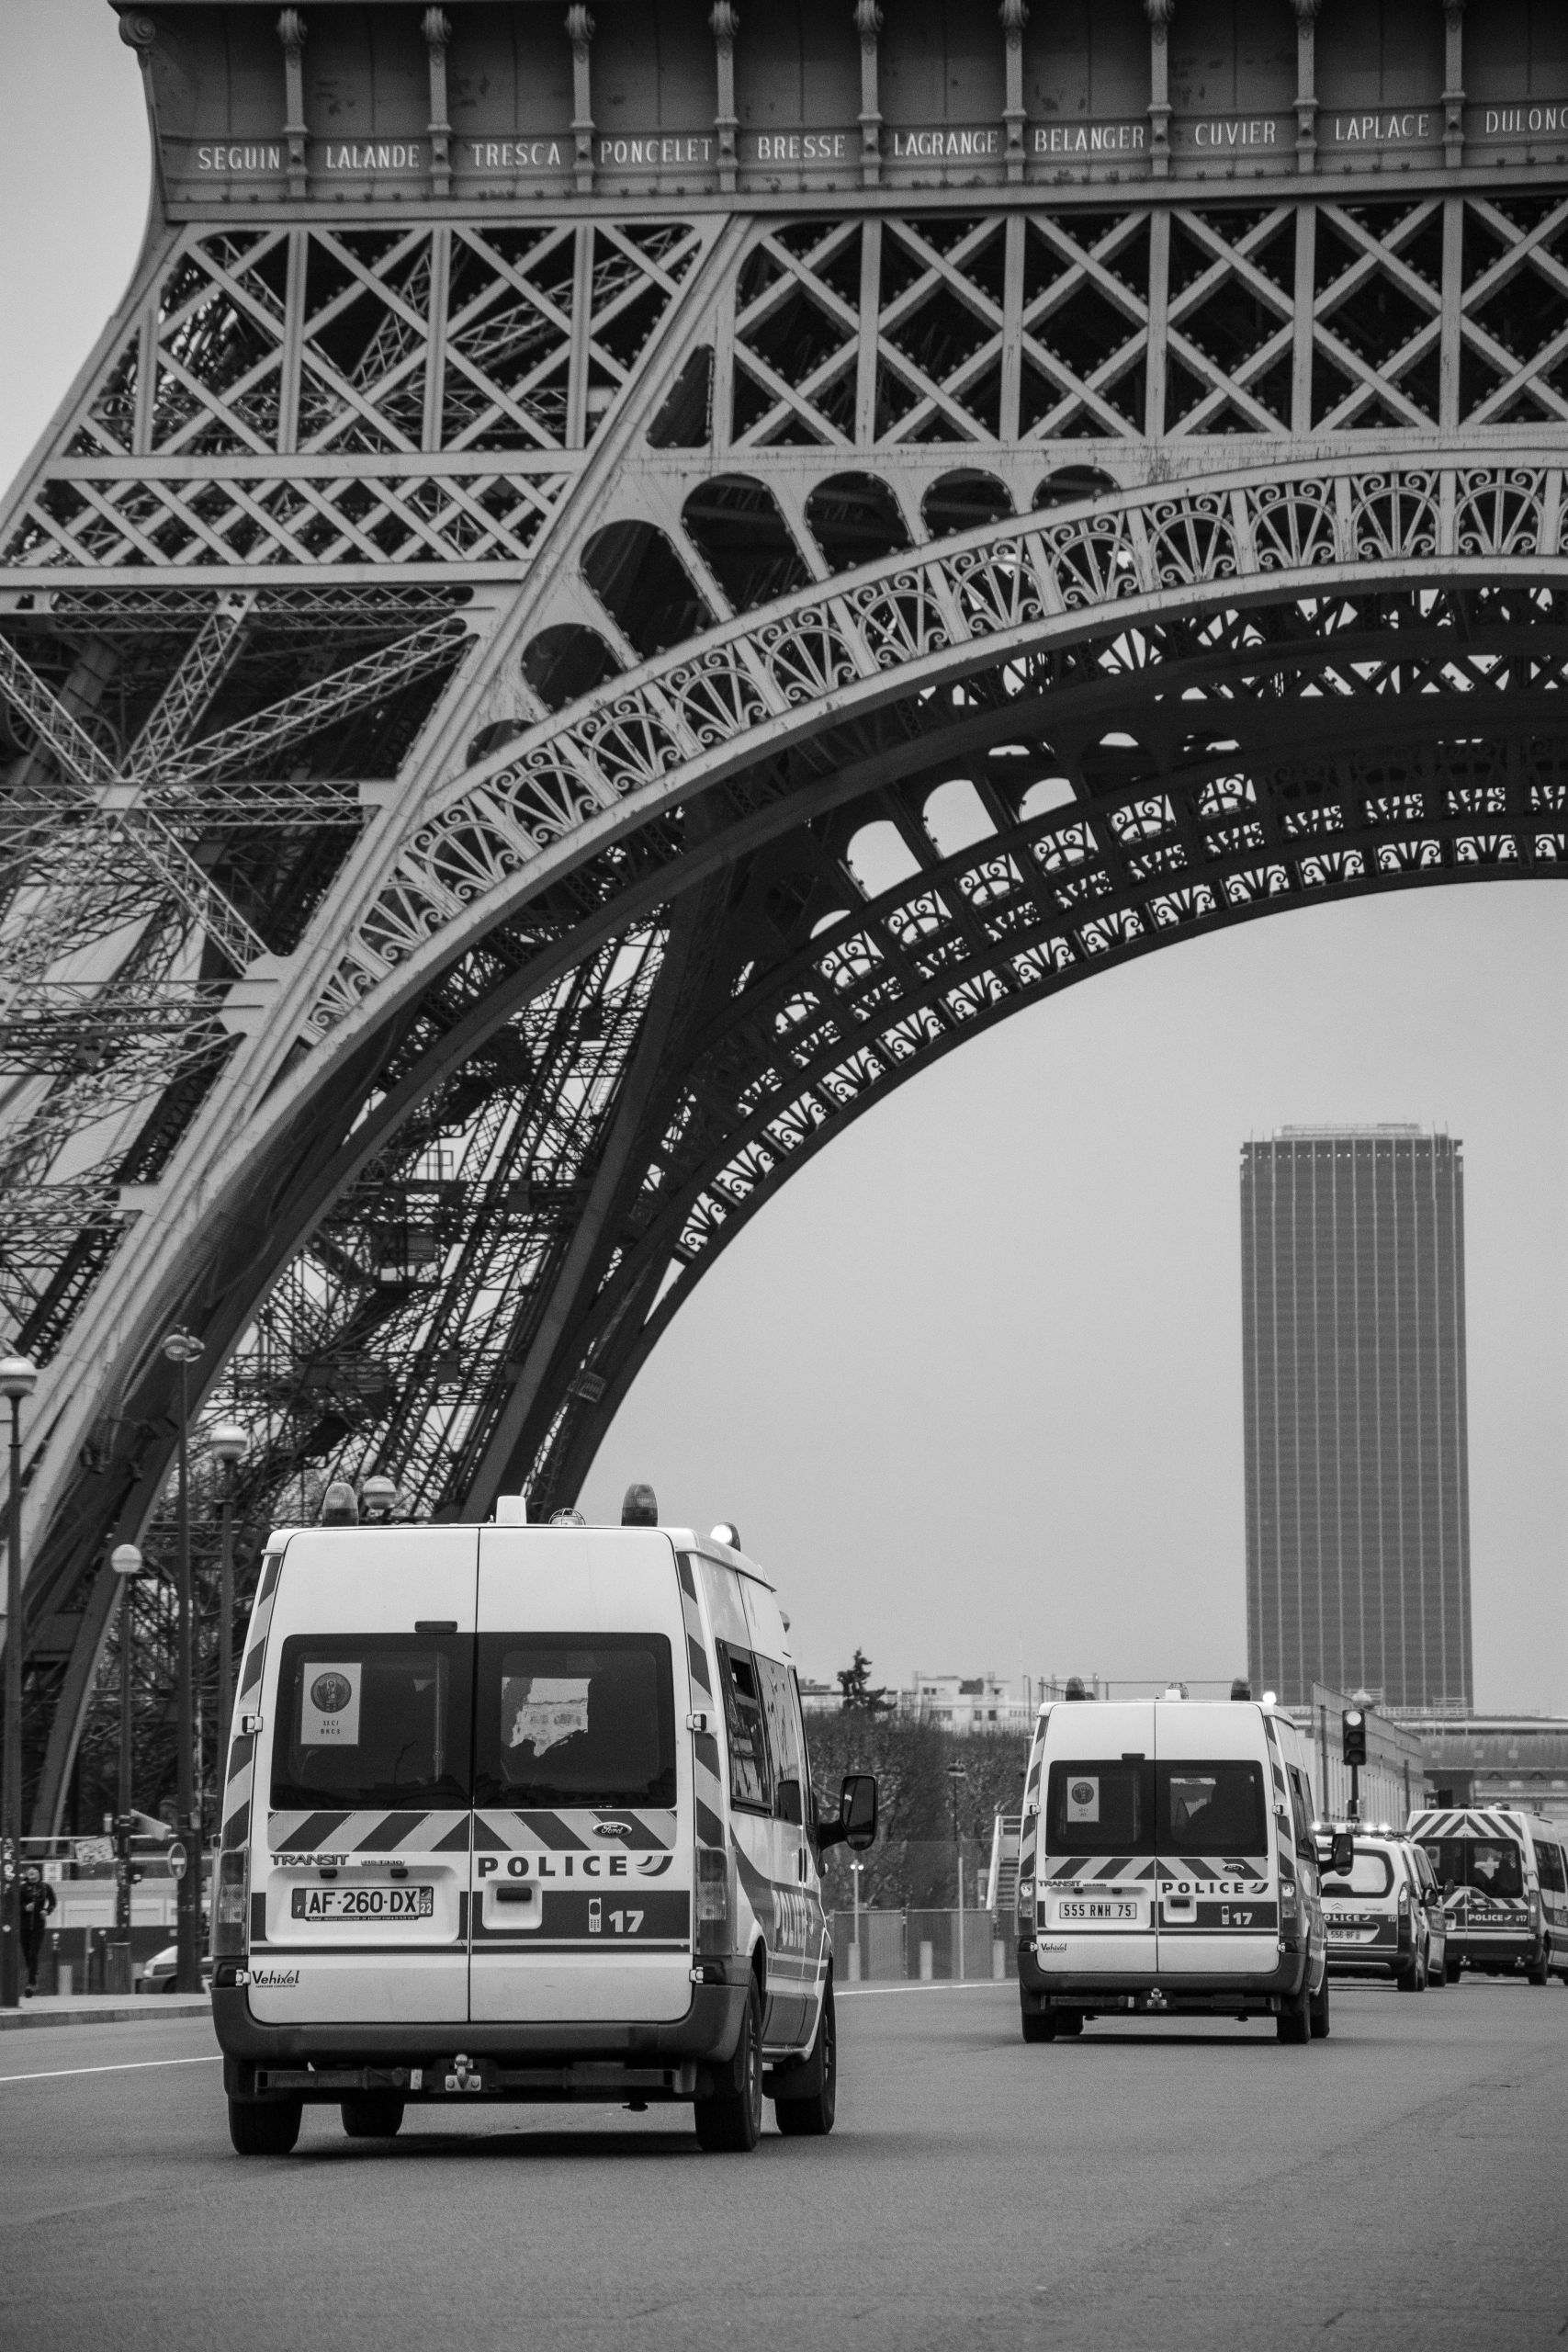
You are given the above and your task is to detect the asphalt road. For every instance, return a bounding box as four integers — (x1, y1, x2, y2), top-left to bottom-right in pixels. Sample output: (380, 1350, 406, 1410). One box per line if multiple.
(3, 1977, 1565, 2352)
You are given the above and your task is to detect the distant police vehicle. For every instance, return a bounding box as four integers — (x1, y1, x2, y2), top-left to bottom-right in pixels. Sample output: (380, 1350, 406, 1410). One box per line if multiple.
(211, 1488, 876, 2155)
(1319, 1825, 1445, 1992)
(1015, 1679, 1349, 2044)
(1409, 1806, 1568, 1984)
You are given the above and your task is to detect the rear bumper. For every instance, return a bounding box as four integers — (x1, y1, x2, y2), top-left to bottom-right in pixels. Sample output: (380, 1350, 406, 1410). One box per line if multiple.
(213, 1973, 750, 2101)
(1018, 1940, 1310, 2015)
(1447, 1933, 1544, 1972)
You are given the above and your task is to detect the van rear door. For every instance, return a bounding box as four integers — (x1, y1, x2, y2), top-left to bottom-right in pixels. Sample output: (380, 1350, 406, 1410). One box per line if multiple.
(1037, 1703, 1157, 1975)
(252, 1527, 477, 2029)
(1152, 1706, 1278, 1976)
(469, 1527, 693, 2026)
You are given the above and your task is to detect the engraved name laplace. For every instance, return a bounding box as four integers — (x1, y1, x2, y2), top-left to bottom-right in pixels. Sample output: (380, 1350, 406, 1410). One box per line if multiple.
(1324, 112, 1436, 143)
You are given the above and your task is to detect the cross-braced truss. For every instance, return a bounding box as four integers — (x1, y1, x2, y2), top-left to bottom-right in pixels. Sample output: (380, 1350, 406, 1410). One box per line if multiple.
(7, 164, 1568, 1834)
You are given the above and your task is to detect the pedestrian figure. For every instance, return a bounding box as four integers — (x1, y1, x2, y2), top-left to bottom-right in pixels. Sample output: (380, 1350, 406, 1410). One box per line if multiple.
(18, 1864, 56, 1995)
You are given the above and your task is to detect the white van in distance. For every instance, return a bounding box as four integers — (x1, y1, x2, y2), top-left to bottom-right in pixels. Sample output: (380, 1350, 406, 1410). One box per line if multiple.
(1410, 1806, 1568, 1984)
(1016, 1679, 1348, 2043)
(212, 1488, 876, 2154)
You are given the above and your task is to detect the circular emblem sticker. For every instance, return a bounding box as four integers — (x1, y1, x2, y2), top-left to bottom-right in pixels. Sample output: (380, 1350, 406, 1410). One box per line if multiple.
(310, 1671, 353, 1714)
(1070, 1781, 1095, 1807)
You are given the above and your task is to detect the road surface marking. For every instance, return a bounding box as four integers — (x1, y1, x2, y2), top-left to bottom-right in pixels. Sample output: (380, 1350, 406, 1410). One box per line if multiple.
(838, 1980, 1010, 1997)
(0, 2053, 221, 2086)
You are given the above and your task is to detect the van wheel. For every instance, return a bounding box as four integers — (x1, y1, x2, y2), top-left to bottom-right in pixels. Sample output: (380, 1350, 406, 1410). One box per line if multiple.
(1309, 1973, 1330, 2040)
(774, 1976, 836, 2138)
(1396, 1959, 1422, 1993)
(1277, 1977, 1311, 2043)
(342, 2092, 404, 2140)
(1527, 1957, 1550, 1986)
(1057, 2010, 1085, 2037)
(228, 2096, 301, 2156)
(1021, 2005, 1057, 2042)
(694, 1976, 763, 2152)
(1445, 1956, 1461, 1983)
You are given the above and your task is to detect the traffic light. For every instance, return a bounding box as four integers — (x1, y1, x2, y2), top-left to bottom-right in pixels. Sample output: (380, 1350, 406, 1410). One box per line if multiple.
(1342, 1707, 1368, 1767)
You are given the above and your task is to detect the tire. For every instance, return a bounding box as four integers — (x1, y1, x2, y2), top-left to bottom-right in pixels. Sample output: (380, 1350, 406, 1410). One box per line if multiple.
(1057, 2010, 1085, 2037)
(342, 2092, 405, 2140)
(694, 1975, 763, 2153)
(1527, 1957, 1549, 1986)
(1021, 2004, 1057, 2042)
(1277, 1974, 1311, 2043)
(1445, 1956, 1461, 1984)
(1395, 1962, 1420, 1992)
(1309, 1971, 1330, 2040)
(773, 1975, 836, 2138)
(228, 2095, 302, 2156)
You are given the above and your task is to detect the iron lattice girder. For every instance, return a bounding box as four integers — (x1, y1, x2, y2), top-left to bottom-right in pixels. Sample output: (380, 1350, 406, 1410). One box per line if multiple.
(0, 628, 266, 974)
(0, 594, 474, 1291)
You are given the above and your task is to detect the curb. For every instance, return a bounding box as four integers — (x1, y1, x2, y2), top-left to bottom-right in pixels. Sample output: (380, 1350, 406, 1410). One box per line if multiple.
(0, 1997, 211, 2032)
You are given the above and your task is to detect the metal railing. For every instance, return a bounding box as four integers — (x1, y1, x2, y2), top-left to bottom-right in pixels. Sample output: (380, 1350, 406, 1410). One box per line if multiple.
(833, 1907, 1018, 1984)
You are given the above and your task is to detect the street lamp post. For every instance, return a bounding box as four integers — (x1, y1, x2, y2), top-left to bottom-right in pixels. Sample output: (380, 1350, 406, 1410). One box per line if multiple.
(0, 1354, 39, 2010)
(162, 1329, 204, 1996)
(947, 1760, 968, 1982)
(110, 1544, 143, 1989)
(209, 1424, 246, 1777)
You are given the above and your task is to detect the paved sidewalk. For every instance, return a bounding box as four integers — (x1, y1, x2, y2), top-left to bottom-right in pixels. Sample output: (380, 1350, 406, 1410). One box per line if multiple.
(0, 1994, 211, 2031)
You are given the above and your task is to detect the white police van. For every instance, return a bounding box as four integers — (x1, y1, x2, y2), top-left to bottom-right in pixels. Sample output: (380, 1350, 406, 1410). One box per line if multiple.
(211, 1487, 875, 2154)
(1410, 1806, 1568, 1984)
(1016, 1680, 1349, 2042)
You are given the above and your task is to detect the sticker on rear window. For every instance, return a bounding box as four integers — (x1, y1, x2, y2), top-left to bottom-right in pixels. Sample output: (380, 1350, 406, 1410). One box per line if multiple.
(504, 1675, 590, 1758)
(301, 1664, 361, 1747)
(1067, 1776, 1100, 1824)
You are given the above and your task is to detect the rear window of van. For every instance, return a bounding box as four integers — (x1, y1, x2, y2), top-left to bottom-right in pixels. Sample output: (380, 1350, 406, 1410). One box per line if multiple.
(473, 1634, 675, 1811)
(1045, 1759, 1267, 1855)
(1420, 1838, 1525, 1897)
(271, 1634, 471, 1811)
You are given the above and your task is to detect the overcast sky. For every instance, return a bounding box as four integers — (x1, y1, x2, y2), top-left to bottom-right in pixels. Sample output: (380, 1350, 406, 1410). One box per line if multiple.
(6, 2, 1566, 1713)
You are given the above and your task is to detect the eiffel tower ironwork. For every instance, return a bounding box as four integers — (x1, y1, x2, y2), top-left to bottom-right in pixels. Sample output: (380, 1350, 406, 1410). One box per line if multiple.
(6, 0, 1568, 1827)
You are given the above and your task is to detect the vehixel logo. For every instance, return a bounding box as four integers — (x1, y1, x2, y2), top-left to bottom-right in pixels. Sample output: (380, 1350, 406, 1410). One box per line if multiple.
(594, 1820, 633, 1838)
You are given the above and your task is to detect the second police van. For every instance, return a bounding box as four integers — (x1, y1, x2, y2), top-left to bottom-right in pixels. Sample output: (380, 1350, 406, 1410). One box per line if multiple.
(1015, 1680, 1350, 2042)
(210, 1487, 876, 2154)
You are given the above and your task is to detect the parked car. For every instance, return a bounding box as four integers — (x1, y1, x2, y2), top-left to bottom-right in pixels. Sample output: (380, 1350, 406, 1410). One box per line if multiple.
(139, 1945, 212, 1994)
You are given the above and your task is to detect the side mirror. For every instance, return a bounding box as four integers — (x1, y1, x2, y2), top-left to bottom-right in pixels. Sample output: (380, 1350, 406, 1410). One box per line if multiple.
(818, 1772, 878, 1852)
(1313, 1827, 1355, 1876)
(841, 1772, 877, 1851)
(775, 1776, 803, 1827)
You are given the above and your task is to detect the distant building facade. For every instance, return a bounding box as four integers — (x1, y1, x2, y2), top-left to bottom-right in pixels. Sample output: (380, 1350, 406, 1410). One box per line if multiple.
(900, 1673, 1032, 1735)
(1240, 1126, 1472, 1710)
(1397, 1713, 1568, 1825)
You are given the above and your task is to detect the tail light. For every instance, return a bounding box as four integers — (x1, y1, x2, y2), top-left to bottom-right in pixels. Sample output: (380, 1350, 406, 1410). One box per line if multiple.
(214, 1849, 248, 1957)
(1017, 1876, 1034, 1924)
(695, 1847, 729, 1955)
